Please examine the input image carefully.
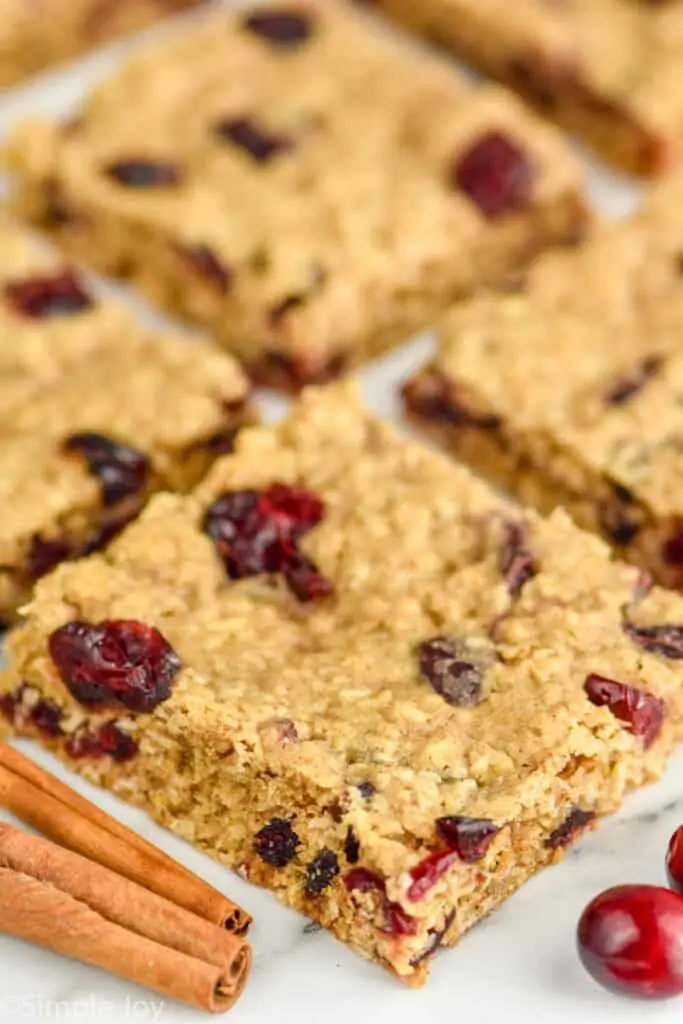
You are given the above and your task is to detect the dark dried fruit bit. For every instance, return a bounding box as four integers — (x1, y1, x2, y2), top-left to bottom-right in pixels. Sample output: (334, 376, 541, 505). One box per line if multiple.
(416, 636, 489, 707)
(242, 8, 314, 47)
(305, 849, 340, 896)
(662, 528, 683, 566)
(0, 689, 19, 723)
(584, 673, 665, 749)
(500, 521, 538, 597)
(402, 373, 501, 430)
(214, 117, 294, 164)
(66, 721, 138, 762)
(30, 698, 65, 738)
(25, 535, 72, 582)
(410, 909, 456, 966)
(357, 781, 375, 800)
(604, 355, 663, 406)
(435, 816, 502, 862)
(407, 849, 461, 902)
(545, 807, 596, 850)
(5, 270, 92, 318)
(623, 621, 683, 660)
(343, 868, 417, 936)
(82, 511, 137, 556)
(598, 499, 641, 546)
(0, 685, 65, 737)
(203, 483, 333, 602)
(344, 827, 360, 864)
(48, 620, 181, 713)
(105, 159, 181, 187)
(269, 293, 307, 328)
(63, 433, 149, 506)
(174, 242, 232, 293)
(451, 131, 533, 218)
(254, 818, 301, 867)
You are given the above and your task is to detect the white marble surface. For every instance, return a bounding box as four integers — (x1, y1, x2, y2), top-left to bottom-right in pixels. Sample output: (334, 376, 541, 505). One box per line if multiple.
(1, 7, 679, 1022)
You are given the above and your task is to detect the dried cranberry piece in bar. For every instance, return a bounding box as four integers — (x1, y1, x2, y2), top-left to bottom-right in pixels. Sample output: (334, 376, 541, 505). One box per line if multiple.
(305, 849, 340, 896)
(66, 720, 138, 762)
(343, 868, 417, 935)
(242, 8, 314, 47)
(344, 827, 360, 865)
(105, 159, 181, 187)
(25, 535, 72, 582)
(5, 270, 92, 318)
(435, 816, 502, 862)
(500, 521, 538, 596)
(545, 808, 596, 850)
(406, 849, 461, 901)
(584, 673, 665, 748)
(416, 636, 488, 706)
(451, 131, 533, 218)
(604, 355, 663, 406)
(214, 117, 294, 164)
(254, 818, 301, 866)
(174, 242, 232, 293)
(63, 433, 149, 506)
(49, 620, 181, 713)
(623, 621, 683, 660)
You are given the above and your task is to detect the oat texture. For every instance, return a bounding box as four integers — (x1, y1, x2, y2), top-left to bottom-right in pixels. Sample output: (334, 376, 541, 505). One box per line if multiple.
(4, 0, 587, 389)
(0, 0, 206, 87)
(0, 215, 251, 621)
(404, 173, 683, 590)
(372, 0, 683, 173)
(4, 383, 683, 983)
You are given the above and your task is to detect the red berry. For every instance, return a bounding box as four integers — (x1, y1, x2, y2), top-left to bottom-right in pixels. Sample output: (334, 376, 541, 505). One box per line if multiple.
(577, 885, 683, 1000)
(452, 131, 533, 219)
(666, 826, 683, 894)
(584, 673, 665, 748)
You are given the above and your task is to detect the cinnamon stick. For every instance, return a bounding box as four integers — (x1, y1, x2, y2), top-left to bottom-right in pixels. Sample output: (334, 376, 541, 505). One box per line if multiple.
(0, 868, 250, 1013)
(0, 743, 250, 933)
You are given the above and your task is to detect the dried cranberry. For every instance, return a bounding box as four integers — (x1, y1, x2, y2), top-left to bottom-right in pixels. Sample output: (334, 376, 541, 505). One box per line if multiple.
(604, 355, 663, 406)
(623, 621, 683, 660)
(254, 818, 300, 866)
(174, 243, 232, 292)
(30, 698, 65, 738)
(203, 483, 332, 602)
(357, 781, 375, 800)
(48, 620, 181, 713)
(251, 350, 347, 391)
(666, 826, 683, 894)
(402, 373, 501, 430)
(81, 511, 137, 556)
(584, 673, 664, 748)
(411, 909, 456, 966)
(500, 521, 537, 596)
(407, 849, 461, 901)
(305, 849, 339, 896)
(545, 808, 596, 850)
(344, 827, 360, 864)
(577, 885, 683, 999)
(343, 868, 416, 936)
(25, 535, 71, 581)
(242, 8, 314, 46)
(416, 636, 488, 707)
(5, 270, 92, 318)
(66, 721, 138, 762)
(662, 529, 683, 566)
(451, 131, 533, 218)
(435, 816, 501, 862)
(214, 117, 293, 164)
(63, 433, 149, 506)
(105, 159, 180, 187)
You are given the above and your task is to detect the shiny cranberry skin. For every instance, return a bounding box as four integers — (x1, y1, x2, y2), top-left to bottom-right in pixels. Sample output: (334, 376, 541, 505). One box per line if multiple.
(63, 433, 149, 506)
(577, 885, 683, 1000)
(48, 620, 181, 713)
(407, 849, 461, 901)
(666, 827, 683, 894)
(5, 270, 92, 317)
(584, 673, 665, 748)
(435, 816, 501, 862)
(452, 131, 533, 218)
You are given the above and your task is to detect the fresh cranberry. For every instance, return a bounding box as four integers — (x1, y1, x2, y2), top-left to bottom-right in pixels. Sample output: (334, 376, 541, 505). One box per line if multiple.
(500, 521, 537, 596)
(451, 131, 533, 218)
(343, 869, 417, 936)
(214, 117, 293, 163)
(25, 535, 71, 581)
(174, 242, 232, 292)
(406, 849, 461, 901)
(624, 621, 683, 659)
(305, 849, 339, 896)
(105, 159, 180, 187)
(545, 808, 595, 850)
(416, 636, 486, 706)
(584, 674, 664, 748)
(253, 818, 300, 866)
(604, 355, 663, 406)
(203, 483, 332, 602)
(665, 826, 683, 894)
(435, 816, 501, 862)
(63, 433, 149, 506)
(66, 721, 138, 762)
(577, 885, 683, 999)
(5, 270, 92, 317)
(48, 620, 181, 713)
(242, 8, 314, 46)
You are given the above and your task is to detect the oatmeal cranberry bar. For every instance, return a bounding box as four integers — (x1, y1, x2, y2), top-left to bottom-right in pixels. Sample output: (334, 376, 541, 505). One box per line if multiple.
(371, 0, 683, 174)
(5, 1, 587, 390)
(0, 0, 206, 88)
(0, 216, 251, 622)
(4, 383, 683, 984)
(403, 174, 683, 591)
